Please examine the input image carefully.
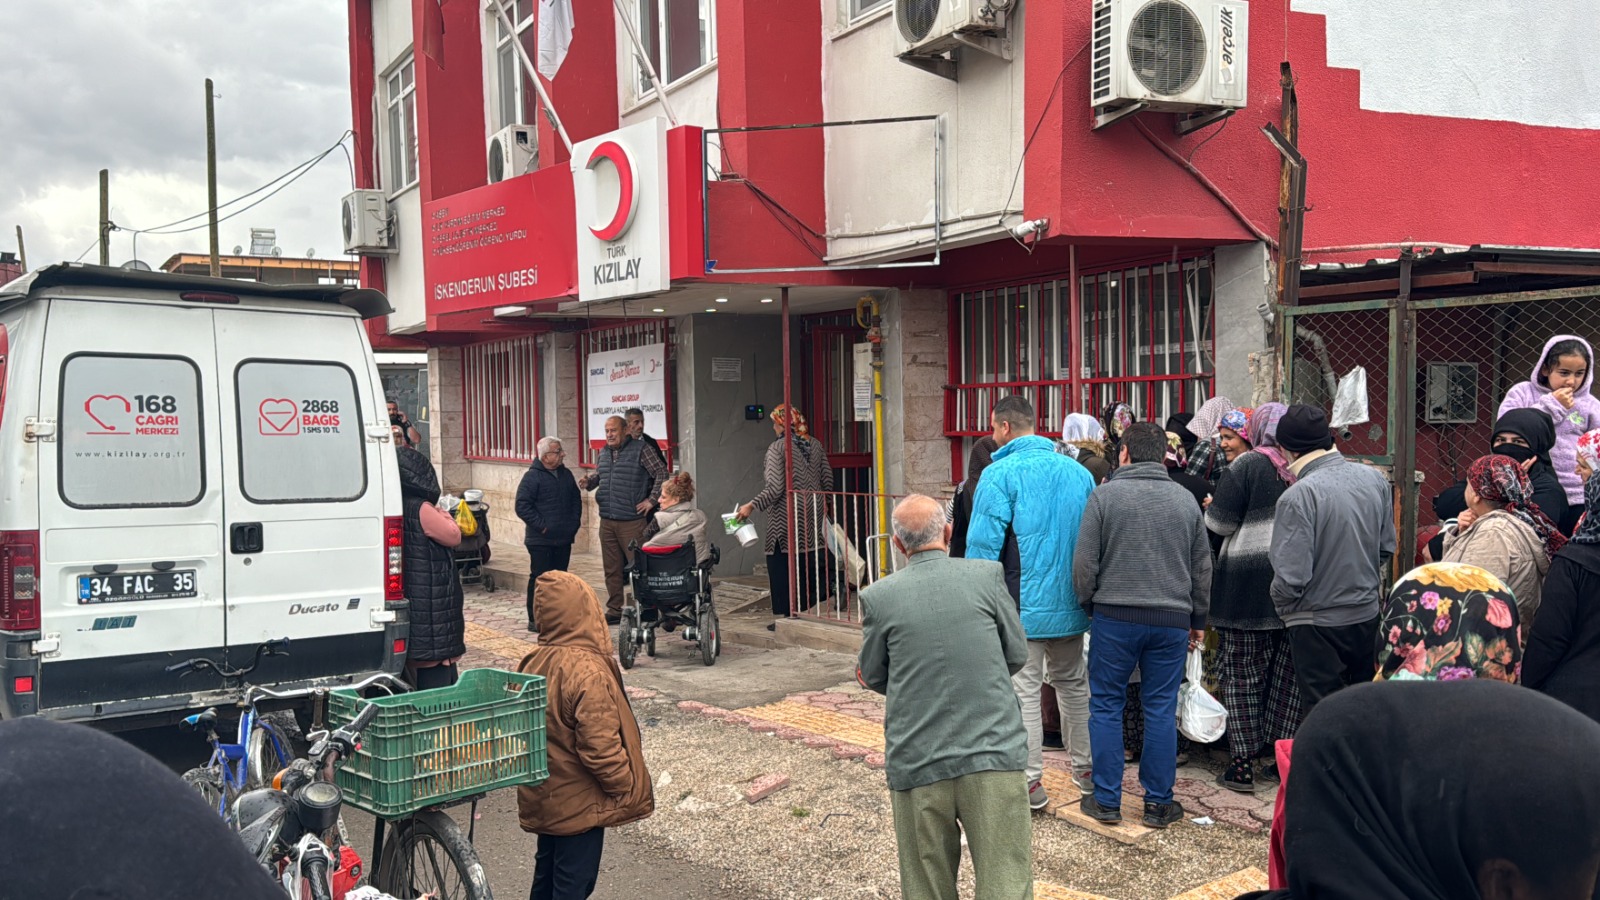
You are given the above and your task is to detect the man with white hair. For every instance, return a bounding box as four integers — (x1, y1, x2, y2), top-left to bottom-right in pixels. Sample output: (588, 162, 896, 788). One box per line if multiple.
(857, 495, 1033, 900)
(515, 437, 582, 631)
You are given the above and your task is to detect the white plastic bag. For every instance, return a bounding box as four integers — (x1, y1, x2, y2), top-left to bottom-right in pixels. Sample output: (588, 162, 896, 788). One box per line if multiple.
(1330, 365, 1370, 430)
(1177, 648, 1228, 743)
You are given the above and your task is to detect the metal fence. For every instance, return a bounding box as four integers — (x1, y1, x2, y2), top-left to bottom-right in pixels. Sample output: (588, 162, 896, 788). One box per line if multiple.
(1282, 281, 1600, 568)
(788, 488, 907, 627)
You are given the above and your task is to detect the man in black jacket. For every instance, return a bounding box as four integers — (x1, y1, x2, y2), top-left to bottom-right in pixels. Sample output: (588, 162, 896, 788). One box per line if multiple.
(516, 437, 583, 631)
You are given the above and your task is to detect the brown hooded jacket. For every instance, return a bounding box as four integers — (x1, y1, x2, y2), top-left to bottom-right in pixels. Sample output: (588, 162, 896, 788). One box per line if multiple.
(516, 571, 654, 835)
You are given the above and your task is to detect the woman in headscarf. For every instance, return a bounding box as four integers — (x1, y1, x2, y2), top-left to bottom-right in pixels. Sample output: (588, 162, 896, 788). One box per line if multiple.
(1057, 413, 1112, 484)
(1242, 680, 1600, 900)
(1184, 395, 1235, 488)
(1217, 408, 1253, 463)
(397, 444, 465, 689)
(1524, 441, 1600, 724)
(1205, 401, 1302, 792)
(1430, 409, 1571, 560)
(1441, 454, 1566, 631)
(1164, 431, 1210, 507)
(1098, 402, 1135, 472)
(1376, 562, 1522, 683)
(737, 404, 835, 629)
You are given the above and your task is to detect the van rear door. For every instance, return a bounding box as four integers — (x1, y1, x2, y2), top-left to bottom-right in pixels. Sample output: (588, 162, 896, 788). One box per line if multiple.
(214, 308, 389, 682)
(36, 301, 229, 711)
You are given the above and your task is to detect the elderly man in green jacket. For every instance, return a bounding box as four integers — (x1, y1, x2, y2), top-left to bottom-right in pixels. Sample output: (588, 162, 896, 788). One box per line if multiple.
(858, 494, 1034, 900)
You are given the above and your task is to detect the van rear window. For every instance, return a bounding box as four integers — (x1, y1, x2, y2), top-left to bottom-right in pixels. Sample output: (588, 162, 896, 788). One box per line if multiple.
(236, 361, 367, 503)
(60, 354, 205, 508)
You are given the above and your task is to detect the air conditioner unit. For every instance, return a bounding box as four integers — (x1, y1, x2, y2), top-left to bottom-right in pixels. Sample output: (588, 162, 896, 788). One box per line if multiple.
(1425, 362, 1479, 424)
(341, 190, 394, 256)
(1091, 0, 1249, 130)
(487, 124, 537, 184)
(894, 0, 1013, 79)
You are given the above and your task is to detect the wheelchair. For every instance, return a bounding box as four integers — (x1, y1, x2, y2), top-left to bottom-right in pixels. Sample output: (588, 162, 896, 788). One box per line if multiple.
(619, 538, 722, 668)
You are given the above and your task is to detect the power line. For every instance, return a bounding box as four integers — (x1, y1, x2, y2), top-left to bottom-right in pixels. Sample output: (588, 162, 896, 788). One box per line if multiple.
(118, 132, 354, 236)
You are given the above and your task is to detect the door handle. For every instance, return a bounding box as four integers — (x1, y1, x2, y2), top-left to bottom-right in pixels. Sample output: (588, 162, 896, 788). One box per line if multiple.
(231, 523, 264, 554)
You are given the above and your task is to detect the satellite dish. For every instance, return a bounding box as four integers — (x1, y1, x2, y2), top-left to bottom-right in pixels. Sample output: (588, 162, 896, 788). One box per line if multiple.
(271, 247, 282, 257)
(306, 247, 316, 258)
(119, 259, 152, 271)
(232, 245, 244, 255)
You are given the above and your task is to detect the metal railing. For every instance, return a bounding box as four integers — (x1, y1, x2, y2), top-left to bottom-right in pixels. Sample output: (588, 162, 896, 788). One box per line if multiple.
(787, 488, 907, 627)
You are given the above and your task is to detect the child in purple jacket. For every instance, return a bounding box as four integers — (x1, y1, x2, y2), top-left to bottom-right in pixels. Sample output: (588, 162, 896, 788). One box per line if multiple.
(1500, 335, 1600, 526)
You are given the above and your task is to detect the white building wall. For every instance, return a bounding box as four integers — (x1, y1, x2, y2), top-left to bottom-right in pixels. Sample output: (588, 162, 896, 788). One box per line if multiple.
(821, 0, 1026, 262)
(370, 0, 426, 333)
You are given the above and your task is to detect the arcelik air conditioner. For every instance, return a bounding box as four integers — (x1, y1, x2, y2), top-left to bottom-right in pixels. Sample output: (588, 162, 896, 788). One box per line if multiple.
(1091, 0, 1249, 131)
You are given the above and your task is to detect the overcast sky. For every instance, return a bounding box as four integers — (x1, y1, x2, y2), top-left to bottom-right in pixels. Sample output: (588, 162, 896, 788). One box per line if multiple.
(1, 0, 353, 270)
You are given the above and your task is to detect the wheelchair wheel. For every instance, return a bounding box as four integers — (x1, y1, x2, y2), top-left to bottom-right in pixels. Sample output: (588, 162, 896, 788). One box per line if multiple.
(698, 607, 719, 667)
(645, 627, 656, 658)
(482, 572, 497, 593)
(618, 612, 638, 669)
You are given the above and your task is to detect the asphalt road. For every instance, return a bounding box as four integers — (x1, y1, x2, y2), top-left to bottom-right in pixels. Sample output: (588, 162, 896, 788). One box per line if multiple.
(119, 722, 746, 900)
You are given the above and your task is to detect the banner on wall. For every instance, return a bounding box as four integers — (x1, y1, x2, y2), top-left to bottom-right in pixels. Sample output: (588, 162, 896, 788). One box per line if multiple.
(586, 342, 666, 447)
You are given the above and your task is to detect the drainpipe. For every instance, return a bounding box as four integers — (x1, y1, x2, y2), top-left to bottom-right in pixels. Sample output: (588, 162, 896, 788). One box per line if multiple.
(857, 296, 889, 573)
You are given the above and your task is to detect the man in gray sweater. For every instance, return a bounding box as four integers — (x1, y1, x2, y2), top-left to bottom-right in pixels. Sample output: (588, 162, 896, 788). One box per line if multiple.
(1072, 422, 1212, 829)
(857, 495, 1032, 900)
(1268, 404, 1395, 711)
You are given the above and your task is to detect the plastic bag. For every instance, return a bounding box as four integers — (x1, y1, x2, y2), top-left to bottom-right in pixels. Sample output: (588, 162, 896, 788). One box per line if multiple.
(1330, 365, 1370, 430)
(824, 518, 867, 586)
(1177, 647, 1227, 743)
(454, 501, 478, 537)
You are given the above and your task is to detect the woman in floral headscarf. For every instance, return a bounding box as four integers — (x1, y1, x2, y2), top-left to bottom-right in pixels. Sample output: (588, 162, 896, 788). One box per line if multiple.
(1184, 396, 1236, 489)
(1217, 408, 1254, 463)
(738, 404, 835, 628)
(1098, 402, 1135, 472)
(1441, 454, 1566, 631)
(1375, 562, 1521, 682)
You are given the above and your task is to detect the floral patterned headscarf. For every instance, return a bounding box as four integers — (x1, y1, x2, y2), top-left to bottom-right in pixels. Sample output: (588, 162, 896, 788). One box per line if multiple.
(1467, 454, 1567, 561)
(1248, 402, 1295, 484)
(770, 404, 809, 438)
(1219, 408, 1252, 442)
(1164, 431, 1187, 468)
(1578, 428, 1600, 471)
(1377, 563, 1521, 683)
(1100, 402, 1135, 440)
(1574, 475, 1600, 546)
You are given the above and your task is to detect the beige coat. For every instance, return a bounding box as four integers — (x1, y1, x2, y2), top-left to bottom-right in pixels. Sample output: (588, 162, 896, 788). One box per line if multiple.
(1442, 509, 1549, 631)
(643, 503, 711, 565)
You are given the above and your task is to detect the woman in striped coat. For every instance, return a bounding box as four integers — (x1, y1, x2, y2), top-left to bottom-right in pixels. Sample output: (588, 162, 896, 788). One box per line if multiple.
(738, 405, 835, 628)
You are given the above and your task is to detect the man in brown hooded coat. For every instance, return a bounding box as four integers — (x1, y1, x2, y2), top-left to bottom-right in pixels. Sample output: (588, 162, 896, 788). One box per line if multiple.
(518, 571, 654, 899)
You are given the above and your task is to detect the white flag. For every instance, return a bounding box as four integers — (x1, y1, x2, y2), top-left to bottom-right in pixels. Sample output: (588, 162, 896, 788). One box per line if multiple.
(537, 0, 575, 79)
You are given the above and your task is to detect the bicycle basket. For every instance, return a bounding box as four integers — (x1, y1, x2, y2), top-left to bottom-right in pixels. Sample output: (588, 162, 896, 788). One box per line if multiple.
(327, 668, 548, 818)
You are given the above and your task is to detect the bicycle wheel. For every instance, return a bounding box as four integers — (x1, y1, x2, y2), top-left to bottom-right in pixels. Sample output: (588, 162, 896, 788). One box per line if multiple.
(373, 810, 492, 900)
(247, 718, 295, 790)
(181, 767, 227, 817)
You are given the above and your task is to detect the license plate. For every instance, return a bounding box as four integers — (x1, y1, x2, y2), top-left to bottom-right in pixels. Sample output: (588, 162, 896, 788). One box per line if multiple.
(78, 570, 198, 604)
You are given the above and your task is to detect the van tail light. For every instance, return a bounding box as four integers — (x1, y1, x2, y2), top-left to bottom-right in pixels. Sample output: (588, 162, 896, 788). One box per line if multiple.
(0, 531, 40, 631)
(384, 516, 404, 604)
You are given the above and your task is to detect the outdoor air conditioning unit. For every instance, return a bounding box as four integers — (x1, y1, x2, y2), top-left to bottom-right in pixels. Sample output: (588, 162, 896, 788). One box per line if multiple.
(341, 190, 394, 255)
(487, 124, 537, 184)
(1090, 0, 1249, 131)
(1425, 362, 1479, 424)
(894, 0, 1014, 80)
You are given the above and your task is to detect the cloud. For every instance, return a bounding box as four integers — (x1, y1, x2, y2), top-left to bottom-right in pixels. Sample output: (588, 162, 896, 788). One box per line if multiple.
(0, 0, 355, 269)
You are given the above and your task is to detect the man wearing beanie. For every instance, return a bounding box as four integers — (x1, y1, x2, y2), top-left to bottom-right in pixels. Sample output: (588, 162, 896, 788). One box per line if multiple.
(1268, 404, 1396, 713)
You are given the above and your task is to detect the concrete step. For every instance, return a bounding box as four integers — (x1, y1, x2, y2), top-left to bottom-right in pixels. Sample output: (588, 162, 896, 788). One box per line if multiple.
(717, 609, 862, 656)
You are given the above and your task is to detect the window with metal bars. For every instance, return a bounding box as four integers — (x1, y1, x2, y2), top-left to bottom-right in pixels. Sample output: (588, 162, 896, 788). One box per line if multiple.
(462, 336, 541, 462)
(947, 257, 1216, 436)
(576, 320, 674, 468)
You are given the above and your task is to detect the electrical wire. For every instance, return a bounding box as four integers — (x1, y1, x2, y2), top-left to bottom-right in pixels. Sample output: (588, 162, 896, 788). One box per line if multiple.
(71, 238, 100, 263)
(1185, 114, 1229, 162)
(119, 132, 354, 237)
(999, 38, 1093, 251)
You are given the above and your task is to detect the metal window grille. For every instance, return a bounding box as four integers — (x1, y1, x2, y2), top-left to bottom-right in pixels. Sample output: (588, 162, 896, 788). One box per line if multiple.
(946, 257, 1216, 438)
(576, 320, 674, 468)
(462, 335, 541, 462)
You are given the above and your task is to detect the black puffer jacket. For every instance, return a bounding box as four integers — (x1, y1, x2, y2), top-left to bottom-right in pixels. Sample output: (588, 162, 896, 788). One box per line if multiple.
(397, 447, 465, 662)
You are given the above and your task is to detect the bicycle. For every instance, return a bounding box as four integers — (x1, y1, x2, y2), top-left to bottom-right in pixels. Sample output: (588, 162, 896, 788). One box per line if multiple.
(171, 638, 301, 814)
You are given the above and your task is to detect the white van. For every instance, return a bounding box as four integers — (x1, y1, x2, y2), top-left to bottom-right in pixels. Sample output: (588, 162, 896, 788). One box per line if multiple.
(0, 263, 410, 727)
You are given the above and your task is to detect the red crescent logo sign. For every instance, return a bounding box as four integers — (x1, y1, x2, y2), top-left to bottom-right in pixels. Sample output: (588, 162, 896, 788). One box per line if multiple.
(585, 140, 638, 243)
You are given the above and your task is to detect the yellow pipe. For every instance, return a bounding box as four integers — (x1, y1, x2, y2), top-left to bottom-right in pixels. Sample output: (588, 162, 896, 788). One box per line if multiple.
(858, 297, 890, 576)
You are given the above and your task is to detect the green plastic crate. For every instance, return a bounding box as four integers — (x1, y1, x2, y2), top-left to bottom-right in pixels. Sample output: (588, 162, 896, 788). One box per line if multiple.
(327, 668, 548, 818)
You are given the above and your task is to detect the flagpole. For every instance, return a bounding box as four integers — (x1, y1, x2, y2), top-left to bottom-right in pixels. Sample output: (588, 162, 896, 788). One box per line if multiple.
(491, 0, 574, 154)
(611, 0, 679, 126)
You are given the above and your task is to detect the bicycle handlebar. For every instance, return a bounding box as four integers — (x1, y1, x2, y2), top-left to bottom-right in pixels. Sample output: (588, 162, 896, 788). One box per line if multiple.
(302, 853, 333, 900)
(244, 671, 406, 705)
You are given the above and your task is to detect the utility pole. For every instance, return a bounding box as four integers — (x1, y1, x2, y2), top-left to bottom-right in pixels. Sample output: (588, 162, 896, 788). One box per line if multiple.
(14, 226, 26, 271)
(98, 169, 110, 266)
(205, 78, 221, 277)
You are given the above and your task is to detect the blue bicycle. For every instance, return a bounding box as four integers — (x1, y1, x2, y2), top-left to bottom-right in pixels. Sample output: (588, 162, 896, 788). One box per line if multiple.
(171, 638, 299, 815)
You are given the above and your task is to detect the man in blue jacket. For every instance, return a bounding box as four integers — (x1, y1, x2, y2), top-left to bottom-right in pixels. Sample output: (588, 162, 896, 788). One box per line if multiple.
(516, 437, 583, 632)
(967, 395, 1096, 810)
